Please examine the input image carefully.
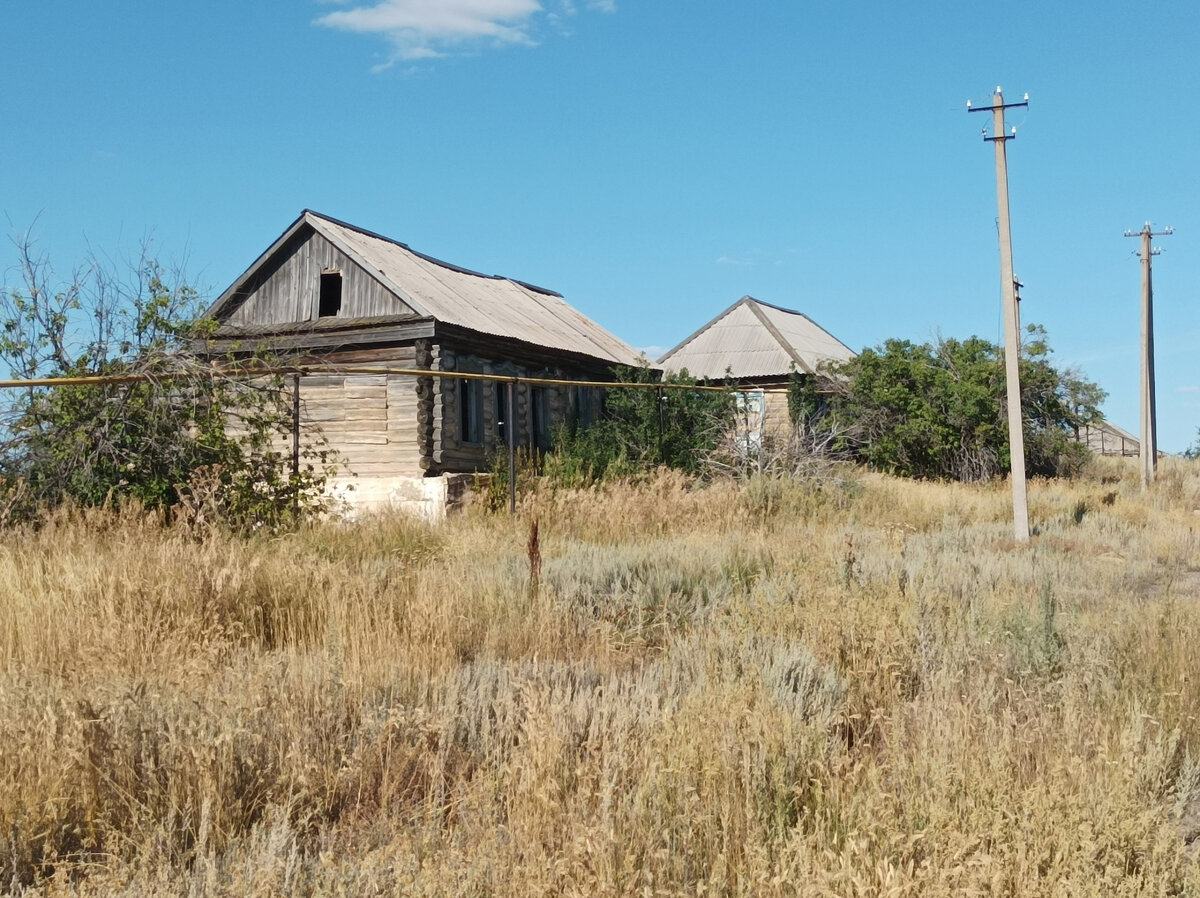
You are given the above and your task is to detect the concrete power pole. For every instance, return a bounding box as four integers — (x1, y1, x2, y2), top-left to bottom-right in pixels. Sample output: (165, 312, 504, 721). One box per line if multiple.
(1124, 223, 1172, 489)
(969, 87, 1030, 542)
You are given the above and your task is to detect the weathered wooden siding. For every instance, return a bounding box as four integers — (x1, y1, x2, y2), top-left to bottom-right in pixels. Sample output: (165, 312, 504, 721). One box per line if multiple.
(227, 227, 413, 327)
(762, 389, 791, 439)
(298, 374, 417, 479)
(320, 347, 419, 479)
(250, 347, 423, 482)
(236, 339, 611, 485)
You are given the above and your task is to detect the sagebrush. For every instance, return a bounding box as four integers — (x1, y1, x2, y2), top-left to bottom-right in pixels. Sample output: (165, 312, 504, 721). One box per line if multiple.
(0, 456, 1198, 895)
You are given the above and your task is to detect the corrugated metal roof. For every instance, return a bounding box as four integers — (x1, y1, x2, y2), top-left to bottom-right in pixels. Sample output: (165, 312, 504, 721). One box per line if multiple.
(210, 211, 644, 367)
(658, 296, 855, 380)
(1078, 420, 1140, 456)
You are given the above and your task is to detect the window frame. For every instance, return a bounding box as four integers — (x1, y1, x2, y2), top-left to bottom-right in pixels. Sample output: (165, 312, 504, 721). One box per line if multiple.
(459, 378, 483, 445)
(531, 386, 551, 450)
(318, 270, 343, 318)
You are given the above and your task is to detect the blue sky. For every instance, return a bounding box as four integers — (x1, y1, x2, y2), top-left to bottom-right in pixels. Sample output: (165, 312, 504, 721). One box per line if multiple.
(3, 1, 1197, 449)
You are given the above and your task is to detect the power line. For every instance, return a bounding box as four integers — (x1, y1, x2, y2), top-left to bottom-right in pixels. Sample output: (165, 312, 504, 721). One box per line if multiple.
(0, 365, 733, 393)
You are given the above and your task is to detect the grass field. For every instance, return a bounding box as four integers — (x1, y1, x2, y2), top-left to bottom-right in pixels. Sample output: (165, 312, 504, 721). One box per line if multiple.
(1, 457, 1199, 896)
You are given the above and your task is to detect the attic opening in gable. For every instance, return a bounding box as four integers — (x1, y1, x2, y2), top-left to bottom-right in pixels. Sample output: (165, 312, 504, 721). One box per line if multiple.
(318, 270, 342, 317)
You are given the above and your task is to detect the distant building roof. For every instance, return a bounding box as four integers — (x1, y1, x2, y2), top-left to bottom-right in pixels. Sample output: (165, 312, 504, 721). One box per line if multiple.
(658, 295, 855, 380)
(1078, 419, 1140, 457)
(207, 210, 644, 367)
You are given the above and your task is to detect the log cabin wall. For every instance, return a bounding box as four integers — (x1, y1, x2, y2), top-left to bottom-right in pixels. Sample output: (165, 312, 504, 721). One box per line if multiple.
(433, 343, 599, 474)
(225, 228, 412, 327)
(237, 338, 609, 484)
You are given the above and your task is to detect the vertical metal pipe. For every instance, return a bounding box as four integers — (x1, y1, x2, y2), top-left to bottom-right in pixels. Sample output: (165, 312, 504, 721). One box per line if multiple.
(508, 378, 517, 515)
(291, 372, 301, 515)
(656, 385, 664, 462)
(291, 372, 301, 479)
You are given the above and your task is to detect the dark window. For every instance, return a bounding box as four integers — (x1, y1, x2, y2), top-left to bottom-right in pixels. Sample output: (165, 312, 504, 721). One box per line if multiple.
(532, 387, 551, 450)
(459, 379, 482, 444)
(318, 272, 342, 317)
(571, 385, 599, 429)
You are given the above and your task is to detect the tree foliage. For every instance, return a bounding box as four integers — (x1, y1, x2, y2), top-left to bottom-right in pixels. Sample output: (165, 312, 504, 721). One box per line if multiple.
(545, 365, 733, 484)
(793, 325, 1106, 481)
(0, 233, 335, 529)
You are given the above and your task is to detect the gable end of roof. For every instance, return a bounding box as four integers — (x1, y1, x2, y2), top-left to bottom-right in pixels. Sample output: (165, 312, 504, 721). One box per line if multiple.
(658, 295, 757, 364)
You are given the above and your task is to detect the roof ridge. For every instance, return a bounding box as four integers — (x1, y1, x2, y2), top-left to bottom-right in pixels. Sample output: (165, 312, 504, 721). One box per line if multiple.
(742, 295, 802, 315)
(745, 298, 811, 374)
(752, 299, 857, 359)
(304, 210, 562, 298)
(210, 211, 643, 368)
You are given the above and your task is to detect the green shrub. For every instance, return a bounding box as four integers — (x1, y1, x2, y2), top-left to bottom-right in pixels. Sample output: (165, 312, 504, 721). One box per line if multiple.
(0, 237, 335, 530)
(544, 365, 733, 485)
(797, 324, 1105, 481)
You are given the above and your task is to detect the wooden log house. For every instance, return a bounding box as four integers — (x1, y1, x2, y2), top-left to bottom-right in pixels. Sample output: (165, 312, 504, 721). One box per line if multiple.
(205, 210, 644, 515)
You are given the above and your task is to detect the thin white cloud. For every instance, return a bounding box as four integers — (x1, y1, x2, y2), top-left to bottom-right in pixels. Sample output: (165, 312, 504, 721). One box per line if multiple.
(1178, 385, 1200, 394)
(716, 248, 787, 267)
(317, 0, 614, 67)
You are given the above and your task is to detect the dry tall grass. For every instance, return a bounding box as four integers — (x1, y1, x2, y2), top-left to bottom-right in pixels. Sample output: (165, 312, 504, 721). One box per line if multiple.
(1, 457, 1199, 895)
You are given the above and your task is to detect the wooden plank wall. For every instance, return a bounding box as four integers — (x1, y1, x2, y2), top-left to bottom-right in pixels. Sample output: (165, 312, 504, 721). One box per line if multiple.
(243, 347, 423, 482)
(296, 374, 417, 479)
(227, 227, 412, 327)
(762, 389, 792, 439)
(316, 347, 420, 479)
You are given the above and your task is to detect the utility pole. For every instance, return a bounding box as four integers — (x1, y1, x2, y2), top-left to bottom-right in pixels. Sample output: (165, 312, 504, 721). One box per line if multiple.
(1124, 222, 1172, 489)
(969, 87, 1030, 542)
